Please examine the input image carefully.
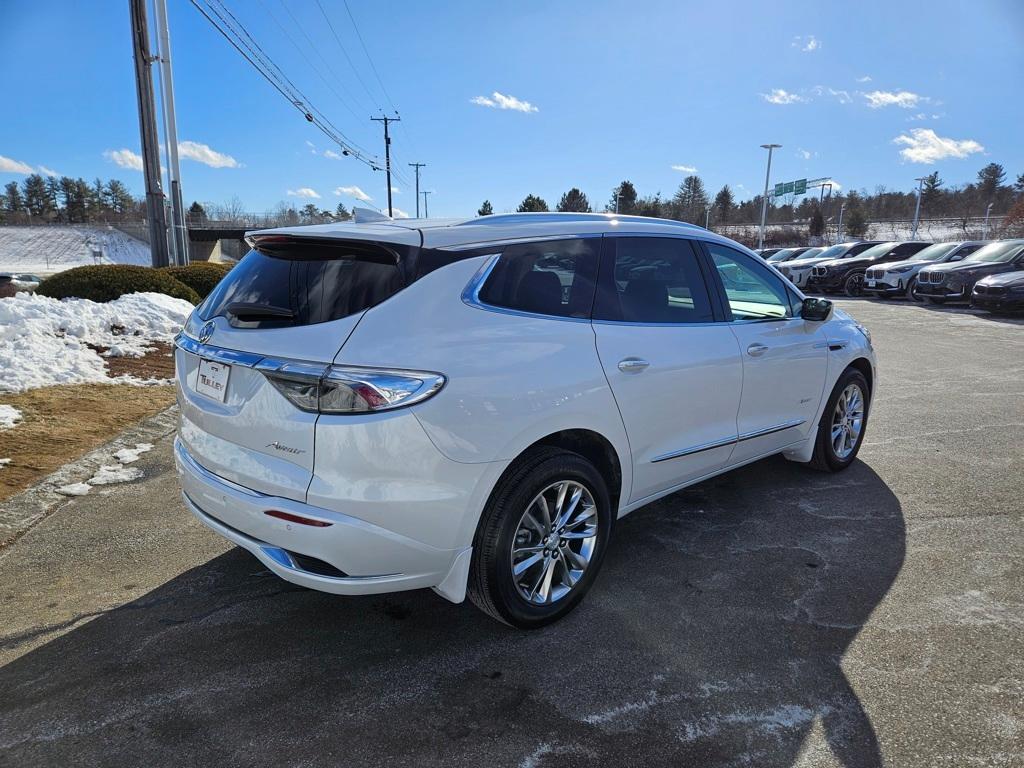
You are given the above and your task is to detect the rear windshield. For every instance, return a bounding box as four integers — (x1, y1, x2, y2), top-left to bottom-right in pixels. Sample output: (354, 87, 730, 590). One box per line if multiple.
(198, 240, 405, 328)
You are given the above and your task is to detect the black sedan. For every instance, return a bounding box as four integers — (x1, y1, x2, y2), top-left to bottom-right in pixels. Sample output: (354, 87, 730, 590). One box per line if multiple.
(971, 270, 1024, 313)
(917, 240, 1024, 304)
(806, 241, 932, 297)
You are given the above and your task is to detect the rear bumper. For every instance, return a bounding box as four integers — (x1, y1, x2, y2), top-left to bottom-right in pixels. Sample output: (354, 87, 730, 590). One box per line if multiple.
(174, 437, 472, 600)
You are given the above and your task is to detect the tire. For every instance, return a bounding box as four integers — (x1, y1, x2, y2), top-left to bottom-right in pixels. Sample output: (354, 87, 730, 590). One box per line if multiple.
(808, 368, 870, 472)
(843, 272, 864, 297)
(928, 297, 946, 305)
(906, 277, 923, 302)
(467, 447, 613, 629)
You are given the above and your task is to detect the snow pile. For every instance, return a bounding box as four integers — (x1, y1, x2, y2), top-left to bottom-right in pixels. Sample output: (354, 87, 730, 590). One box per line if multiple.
(0, 458, 11, 470)
(0, 404, 22, 429)
(55, 441, 153, 495)
(0, 291, 193, 392)
(0, 225, 151, 274)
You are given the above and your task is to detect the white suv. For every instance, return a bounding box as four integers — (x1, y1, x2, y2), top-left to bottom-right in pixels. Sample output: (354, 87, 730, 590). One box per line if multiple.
(174, 212, 875, 628)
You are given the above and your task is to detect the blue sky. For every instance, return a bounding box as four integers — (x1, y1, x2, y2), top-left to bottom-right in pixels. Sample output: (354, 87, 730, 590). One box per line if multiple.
(2, 0, 1022, 218)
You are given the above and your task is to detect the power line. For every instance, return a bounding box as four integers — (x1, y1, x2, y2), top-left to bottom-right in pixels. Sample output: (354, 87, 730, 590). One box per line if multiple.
(190, 0, 381, 169)
(313, 0, 383, 114)
(342, 0, 397, 111)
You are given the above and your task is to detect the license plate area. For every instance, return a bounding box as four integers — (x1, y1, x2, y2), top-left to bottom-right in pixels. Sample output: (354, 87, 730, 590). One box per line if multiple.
(866, 279, 877, 287)
(196, 358, 231, 402)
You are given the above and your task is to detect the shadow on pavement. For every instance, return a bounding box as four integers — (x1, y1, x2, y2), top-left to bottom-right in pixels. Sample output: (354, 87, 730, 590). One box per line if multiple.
(0, 456, 903, 767)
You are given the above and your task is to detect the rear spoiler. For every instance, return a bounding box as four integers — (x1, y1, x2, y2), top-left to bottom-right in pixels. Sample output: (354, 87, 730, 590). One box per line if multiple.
(244, 234, 400, 265)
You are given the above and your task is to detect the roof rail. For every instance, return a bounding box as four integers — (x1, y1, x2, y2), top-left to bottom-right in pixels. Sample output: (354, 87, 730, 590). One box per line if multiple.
(455, 212, 704, 229)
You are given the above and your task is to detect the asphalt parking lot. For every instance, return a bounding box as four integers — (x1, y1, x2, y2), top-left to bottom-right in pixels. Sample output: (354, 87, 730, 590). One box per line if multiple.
(1, 298, 1021, 768)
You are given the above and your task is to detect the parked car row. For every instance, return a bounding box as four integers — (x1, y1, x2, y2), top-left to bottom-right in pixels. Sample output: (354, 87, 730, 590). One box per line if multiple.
(761, 240, 1024, 314)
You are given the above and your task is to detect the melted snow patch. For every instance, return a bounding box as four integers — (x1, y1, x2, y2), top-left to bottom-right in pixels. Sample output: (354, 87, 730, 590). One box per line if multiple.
(0, 291, 193, 392)
(57, 482, 92, 496)
(0, 404, 22, 429)
(113, 442, 153, 464)
(87, 464, 144, 485)
(0, 458, 11, 469)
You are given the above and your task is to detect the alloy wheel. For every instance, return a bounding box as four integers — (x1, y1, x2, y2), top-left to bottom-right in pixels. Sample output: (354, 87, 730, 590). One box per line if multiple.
(510, 480, 598, 605)
(831, 384, 865, 460)
(844, 273, 864, 297)
(907, 277, 923, 302)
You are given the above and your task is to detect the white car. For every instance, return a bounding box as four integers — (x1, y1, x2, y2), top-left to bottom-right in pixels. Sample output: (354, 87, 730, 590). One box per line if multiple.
(777, 241, 883, 289)
(174, 212, 876, 627)
(863, 241, 987, 301)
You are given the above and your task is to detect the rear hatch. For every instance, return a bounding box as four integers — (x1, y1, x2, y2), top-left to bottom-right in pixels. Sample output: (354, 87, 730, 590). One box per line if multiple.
(175, 227, 420, 501)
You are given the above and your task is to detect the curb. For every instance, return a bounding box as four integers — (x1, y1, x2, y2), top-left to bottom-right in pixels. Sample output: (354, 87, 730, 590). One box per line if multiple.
(0, 406, 179, 549)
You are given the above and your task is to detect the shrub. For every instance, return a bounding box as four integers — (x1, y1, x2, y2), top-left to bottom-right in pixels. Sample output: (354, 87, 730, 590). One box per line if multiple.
(161, 263, 233, 300)
(36, 265, 200, 304)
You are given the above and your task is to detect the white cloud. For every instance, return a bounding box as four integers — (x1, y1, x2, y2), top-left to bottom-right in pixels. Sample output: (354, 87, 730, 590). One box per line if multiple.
(856, 75, 872, 83)
(333, 185, 372, 202)
(287, 187, 321, 198)
(104, 148, 144, 171)
(0, 155, 35, 174)
(178, 141, 239, 168)
(864, 90, 927, 109)
(37, 165, 60, 177)
(761, 88, 807, 105)
(323, 149, 343, 160)
(811, 85, 851, 104)
(791, 35, 819, 52)
(893, 128, 984, 164)
(796, 148, 815, 160)
(671, 164, 698, 173)
(391, 207, 410, 219)
(390, 186, 400, 194)
(470, 91, 539, 113)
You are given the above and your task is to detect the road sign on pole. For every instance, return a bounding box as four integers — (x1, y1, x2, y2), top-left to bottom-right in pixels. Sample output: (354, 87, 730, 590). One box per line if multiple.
(794, 178, 807, 195)
(774, 183, 784, 197)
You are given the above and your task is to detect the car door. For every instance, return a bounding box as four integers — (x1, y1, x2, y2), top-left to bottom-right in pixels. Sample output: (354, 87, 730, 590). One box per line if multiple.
(591, 236, 743, 503)
(702, 241, 829, 464)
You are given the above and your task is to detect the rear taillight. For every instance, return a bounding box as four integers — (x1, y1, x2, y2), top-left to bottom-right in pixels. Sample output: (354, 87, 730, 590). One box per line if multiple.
(257, 358, 445, 414)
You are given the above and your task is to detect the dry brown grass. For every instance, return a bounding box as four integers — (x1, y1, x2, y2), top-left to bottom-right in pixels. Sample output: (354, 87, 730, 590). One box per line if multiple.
(0, 383, 176, 502)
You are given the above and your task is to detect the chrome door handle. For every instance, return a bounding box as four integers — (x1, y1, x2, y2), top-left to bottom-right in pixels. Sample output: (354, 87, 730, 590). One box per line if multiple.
(747, 343, 769, 357)
(618, 357, 650, 373)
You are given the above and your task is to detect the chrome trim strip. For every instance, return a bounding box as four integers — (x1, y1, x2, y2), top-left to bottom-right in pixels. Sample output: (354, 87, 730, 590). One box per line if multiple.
(651, 435, 738, 463)
(174, 332, 265, 368)
(737, 419, 806, 442)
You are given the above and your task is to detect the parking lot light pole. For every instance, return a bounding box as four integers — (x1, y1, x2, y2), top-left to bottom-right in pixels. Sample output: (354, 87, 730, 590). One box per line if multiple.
(910, 176, 927, 240)
(758, 144, 781, 250)
(836, 202, 846, 243)
(982, 202, 995, 239)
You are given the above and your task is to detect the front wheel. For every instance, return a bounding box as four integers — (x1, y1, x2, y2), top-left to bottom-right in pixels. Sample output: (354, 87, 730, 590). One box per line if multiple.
(906, 277, 924, 302)
(468, 447, 613, 628)
(843, 272, 865, 297)
(808, 368, 870, 472)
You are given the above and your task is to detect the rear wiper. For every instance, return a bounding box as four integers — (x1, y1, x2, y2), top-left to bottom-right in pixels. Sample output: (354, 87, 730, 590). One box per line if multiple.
(225, 302, 295, 322)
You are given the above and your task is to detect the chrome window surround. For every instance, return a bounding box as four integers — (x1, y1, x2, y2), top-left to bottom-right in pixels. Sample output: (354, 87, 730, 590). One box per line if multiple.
(651, 419, 806, 463)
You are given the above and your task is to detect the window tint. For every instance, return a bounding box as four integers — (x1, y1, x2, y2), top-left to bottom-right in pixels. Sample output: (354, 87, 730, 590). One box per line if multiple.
(200, 244, 403, 328)
(706, 243, 795, 321)
(478, 238, 599, 318)
(593, 237, 714, 323)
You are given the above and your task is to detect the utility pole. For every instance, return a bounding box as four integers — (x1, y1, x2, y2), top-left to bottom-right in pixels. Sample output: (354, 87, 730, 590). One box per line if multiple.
(704, 207, 711, 230)
(409, 162, 425, 218)
(910, 176, 926, 240)
(982, 202, 994, 239)
(615, 191, 620, 214)
(130, 0, 170, 267)
(371, 115, 400, 217)
(758, 143, 781, 251)
(837, 202, 847, 243)
(154, 0, 189, 264)
(421, 190, 432, 219)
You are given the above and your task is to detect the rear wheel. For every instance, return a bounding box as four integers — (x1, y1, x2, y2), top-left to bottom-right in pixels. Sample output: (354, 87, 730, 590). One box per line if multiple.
(843, 272, 865, 297)
(808, 368, 870, 472)
(468, 447, 613, 628)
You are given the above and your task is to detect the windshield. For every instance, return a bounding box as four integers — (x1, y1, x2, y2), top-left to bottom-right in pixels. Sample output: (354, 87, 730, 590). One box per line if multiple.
(964, 241, 1024, 263)
(852, 242, 896, 261)
(804, 244, 845, 261)
(767, 248, 797, 262)
(909, 243, 958, 262)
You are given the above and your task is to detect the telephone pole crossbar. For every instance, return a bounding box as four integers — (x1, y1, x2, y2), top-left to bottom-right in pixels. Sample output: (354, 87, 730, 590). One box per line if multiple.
(371, 115, 400, 217)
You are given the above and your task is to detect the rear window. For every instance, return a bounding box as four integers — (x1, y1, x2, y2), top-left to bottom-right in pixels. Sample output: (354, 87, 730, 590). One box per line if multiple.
(199, 239, 404, 327)
(478, 238, 600, 318)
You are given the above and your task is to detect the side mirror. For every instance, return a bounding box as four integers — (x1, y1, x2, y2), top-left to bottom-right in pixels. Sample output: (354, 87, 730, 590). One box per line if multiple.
(801, 297, 833, 322)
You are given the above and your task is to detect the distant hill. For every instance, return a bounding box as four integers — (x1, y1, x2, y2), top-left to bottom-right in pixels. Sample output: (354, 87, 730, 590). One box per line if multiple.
(0, 226, 151, 275)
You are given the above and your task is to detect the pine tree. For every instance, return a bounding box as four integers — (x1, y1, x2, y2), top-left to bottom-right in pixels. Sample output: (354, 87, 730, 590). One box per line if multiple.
(1015, 173, 1024, 197)
(517, 194, 549, 212)
(556, 188, 591, 212)
(477, 199, 493, 216)
(300, 203, 320, 222)
(845, 207, 868, 238)
(45, 176, 61, 217)
(635, 194, 664, 218)
(712, 185, 734, 223)
(977, 163, 1006, 202)
(808, 207, 825, 237)
(672, 175, 709, 223)
(187, 201, 207, 224)
(4, 181, 24, 212)
(106, 179, 134, 214)
(22, 174, 51, 217)
(921, 171, 943, 207)
(608, 181, 637, 214)
(334, 202, 351, 221)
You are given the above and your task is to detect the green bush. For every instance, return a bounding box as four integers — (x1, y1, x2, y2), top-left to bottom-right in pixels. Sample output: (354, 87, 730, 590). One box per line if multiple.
(161, 263, 233, 300)
(36, 265, 200, 304)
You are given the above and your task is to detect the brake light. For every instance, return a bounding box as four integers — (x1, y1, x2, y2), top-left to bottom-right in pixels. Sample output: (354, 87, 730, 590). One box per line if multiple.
(257, 358, 445, 414)
(264, 510, 333, 527)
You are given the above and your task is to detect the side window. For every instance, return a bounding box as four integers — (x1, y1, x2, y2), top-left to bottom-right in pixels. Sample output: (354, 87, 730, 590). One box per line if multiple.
(593, 237, 714, 323)
(705, 243, 795, 322)
(477, 238, 599, 318)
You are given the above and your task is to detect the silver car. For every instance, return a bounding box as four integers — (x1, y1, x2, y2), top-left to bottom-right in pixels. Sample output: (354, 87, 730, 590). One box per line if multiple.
(863, 241, 987, 301)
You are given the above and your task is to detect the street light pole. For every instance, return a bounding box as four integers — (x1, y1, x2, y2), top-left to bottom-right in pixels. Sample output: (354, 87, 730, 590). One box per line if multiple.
(836, 202, 846, 243)
(982, 202, 995, 239)
(705, 207, 711, 230)
(911, 176, 927, 240)
(758, 143, 781, 250)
